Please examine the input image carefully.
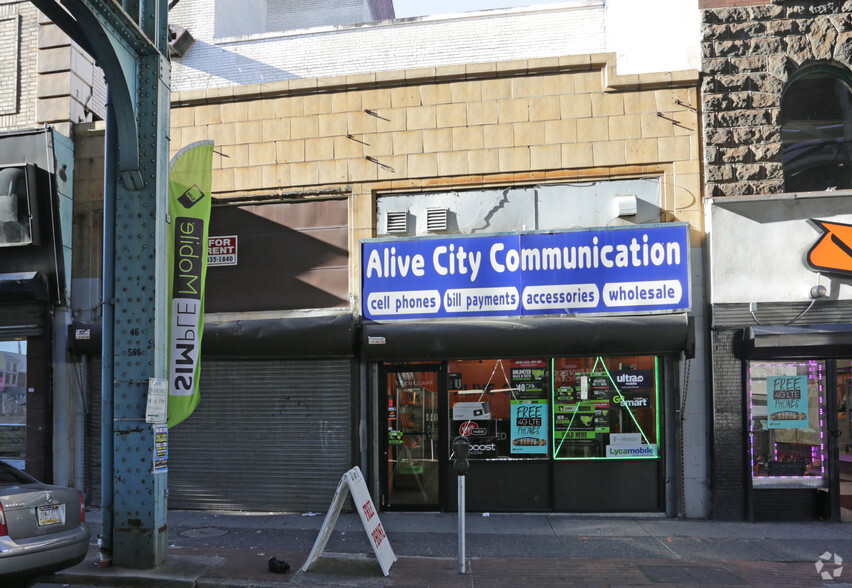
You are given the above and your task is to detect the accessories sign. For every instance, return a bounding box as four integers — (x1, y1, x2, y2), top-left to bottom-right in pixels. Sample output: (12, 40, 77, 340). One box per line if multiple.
(361, 224, 689, 320)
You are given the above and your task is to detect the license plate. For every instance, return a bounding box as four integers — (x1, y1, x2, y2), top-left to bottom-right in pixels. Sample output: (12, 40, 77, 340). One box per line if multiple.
(37, 505, 61, 526)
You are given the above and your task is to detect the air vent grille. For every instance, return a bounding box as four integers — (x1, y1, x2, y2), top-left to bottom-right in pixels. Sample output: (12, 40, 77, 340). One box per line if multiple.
(426, 207, 448, 232)
(386, 211, 407, 233)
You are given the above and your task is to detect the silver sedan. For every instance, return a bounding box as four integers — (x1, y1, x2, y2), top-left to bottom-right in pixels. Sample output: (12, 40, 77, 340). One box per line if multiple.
(0, 461, 90, 583)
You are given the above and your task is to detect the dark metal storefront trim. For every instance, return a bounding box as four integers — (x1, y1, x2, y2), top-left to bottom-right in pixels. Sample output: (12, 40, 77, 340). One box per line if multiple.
(70, 312, 357, 358)
(738, 324, 852, 359)
(0, 301, 47, 338)
(0, 272, 49, 303)
(363, 313, 691, 361)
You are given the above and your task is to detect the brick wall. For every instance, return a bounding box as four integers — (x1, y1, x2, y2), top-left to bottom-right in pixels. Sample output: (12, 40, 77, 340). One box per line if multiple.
(710, 328, 746, 520)
(701, 0, 852, 197)
(170, 2, 606, 92)
(170, 54, 702, 290)
(0, 1, 38, 130)
(35, 14, 105, 125)
(71, 122, 105, 321)
(268, 0, 371, 31)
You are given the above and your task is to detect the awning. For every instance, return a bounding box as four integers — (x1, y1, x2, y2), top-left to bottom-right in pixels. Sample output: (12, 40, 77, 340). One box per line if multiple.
(0, 272, 48, 302)
(363, 313, 692, 361)
(70, 311, 357, 358)
(738, 324, 852, 359)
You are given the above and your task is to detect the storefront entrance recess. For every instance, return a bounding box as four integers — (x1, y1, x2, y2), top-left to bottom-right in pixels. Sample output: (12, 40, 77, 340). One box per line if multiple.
(381, 365, 446, 510)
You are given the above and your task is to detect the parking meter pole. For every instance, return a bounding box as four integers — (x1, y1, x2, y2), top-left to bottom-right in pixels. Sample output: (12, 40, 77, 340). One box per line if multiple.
(452, 436, 470, 575)
(458, 475, 466, 574)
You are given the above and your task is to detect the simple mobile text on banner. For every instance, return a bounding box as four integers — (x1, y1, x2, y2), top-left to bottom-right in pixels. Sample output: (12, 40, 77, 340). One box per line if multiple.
(167, 140, 213, 427)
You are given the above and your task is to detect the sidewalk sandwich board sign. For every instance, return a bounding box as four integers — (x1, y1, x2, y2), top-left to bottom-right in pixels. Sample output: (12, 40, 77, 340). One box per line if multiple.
(301, 466, 396, 576)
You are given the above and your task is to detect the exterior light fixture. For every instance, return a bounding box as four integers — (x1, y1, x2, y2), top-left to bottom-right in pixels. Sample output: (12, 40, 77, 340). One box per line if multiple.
(614, 194, 637, 217)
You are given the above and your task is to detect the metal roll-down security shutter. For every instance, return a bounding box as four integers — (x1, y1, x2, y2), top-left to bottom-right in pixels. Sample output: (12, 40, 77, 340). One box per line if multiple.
(0, 302, 47, 339)
(167, 358, 355, 512)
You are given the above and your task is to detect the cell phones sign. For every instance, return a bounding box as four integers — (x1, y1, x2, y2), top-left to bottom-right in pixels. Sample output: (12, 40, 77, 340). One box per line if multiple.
(208, 235, 237, 266)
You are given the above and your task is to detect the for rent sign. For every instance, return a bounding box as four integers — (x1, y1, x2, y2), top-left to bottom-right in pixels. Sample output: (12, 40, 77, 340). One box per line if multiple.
(208, 235, 237, 266)
(361, 224, 690, 320)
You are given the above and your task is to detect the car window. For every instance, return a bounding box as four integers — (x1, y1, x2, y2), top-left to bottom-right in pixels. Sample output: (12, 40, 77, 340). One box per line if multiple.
(0, 461, 37, 485)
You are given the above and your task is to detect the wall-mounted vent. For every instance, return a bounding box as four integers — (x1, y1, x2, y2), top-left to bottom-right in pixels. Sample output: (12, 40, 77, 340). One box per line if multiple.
(386, 210, 407, 233)
(426, 207, 448, 232)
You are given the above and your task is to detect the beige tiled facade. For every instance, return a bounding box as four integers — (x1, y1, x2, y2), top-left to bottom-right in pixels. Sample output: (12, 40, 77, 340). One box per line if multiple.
(170, 54, 702, 300)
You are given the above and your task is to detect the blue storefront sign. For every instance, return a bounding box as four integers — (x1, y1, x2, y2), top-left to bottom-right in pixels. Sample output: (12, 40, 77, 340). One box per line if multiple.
(362, 224, 690, 320)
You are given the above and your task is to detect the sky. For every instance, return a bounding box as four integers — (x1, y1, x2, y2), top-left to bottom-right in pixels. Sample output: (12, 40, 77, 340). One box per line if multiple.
(392, 0, 571, 18)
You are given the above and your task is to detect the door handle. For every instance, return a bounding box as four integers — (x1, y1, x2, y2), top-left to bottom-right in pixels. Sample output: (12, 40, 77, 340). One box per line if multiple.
(830, 430, 842, 438)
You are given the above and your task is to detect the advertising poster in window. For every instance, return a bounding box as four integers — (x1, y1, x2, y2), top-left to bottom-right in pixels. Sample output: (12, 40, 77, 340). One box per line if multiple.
(453, 401, 497, 458)
(510, 360, 548, 400)
(553, 400, 610, 440)
(510, 400, 548, 454)
(610, 369, 653, 410)
(767, 375, 809, 429)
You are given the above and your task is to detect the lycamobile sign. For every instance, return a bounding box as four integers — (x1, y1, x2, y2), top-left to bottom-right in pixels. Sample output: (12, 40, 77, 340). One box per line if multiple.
(361, 224, 689, 320)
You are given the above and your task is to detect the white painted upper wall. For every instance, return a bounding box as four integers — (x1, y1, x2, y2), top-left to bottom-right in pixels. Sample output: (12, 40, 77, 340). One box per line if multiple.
(605, 0, 699, 76)
(169, 0, 698, 93)
(708, 194, 852, 304)
(214, 0, 267, 39)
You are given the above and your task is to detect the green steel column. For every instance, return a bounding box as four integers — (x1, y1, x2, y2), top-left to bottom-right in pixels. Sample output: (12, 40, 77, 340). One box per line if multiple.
(110, 47, 170, 568)
(29, 0, 171, 568)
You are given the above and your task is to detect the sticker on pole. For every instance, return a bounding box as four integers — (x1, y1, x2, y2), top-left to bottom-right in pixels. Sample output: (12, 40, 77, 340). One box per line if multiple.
(301, 466, 396, 576)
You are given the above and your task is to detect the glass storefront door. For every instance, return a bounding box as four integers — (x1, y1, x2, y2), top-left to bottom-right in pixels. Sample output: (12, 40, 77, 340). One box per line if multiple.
(0, 340, 27, 470)
(381, 365, 445, 509)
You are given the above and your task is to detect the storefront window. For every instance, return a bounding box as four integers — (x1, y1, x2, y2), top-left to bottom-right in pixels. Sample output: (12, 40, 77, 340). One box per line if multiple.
(552, 355, 659, 460)
(748, 361, 826, 488)
(449, 359, 550, 459)
(448, 355, 660, 461)
(0, 340, 26, 469)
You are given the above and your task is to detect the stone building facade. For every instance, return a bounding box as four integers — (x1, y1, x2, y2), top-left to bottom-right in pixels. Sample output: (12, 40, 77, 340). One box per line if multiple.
(702, 0, 852, 522)
(701, 0, 852, 197)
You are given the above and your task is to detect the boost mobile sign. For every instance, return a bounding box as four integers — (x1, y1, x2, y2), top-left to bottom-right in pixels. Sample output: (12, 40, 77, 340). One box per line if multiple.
(362, 224, 690, 320)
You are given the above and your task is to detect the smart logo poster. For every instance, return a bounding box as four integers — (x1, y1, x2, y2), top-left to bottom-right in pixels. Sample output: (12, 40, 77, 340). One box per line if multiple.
(767, 375, 809, 429)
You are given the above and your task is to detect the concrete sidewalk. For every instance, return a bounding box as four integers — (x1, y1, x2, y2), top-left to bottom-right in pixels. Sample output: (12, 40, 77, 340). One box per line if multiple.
(35, 509, 852, 586)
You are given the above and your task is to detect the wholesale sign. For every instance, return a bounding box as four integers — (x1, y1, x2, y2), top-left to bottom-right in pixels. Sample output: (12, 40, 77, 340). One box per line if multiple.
(362, 224, 689, 320)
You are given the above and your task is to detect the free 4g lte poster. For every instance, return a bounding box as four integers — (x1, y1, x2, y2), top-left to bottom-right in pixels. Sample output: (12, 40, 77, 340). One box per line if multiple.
(766, 375, 809, 429)
(510, 400, 548, 454)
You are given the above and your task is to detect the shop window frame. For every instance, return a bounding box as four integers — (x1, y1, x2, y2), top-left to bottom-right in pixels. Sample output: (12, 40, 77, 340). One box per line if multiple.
(747, 359, 828, 489)
(780, 63, 852, 193)
(551, 355, 661, 461)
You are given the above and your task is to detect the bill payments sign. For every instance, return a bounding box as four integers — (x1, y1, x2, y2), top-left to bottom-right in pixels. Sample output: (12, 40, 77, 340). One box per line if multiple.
(362, 224, 690, 320)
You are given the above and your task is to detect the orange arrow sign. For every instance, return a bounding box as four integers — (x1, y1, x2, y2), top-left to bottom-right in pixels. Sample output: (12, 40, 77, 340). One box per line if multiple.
(807, 219, 852, 276)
